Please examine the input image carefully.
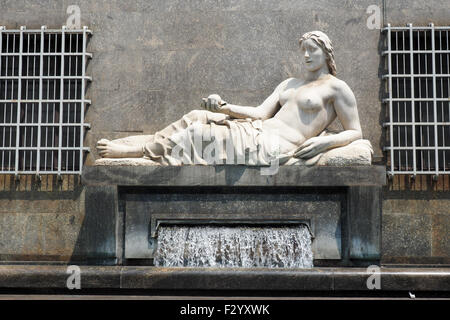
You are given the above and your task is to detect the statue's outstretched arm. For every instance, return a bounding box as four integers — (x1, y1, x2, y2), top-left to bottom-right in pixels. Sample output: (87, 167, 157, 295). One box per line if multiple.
(205, 78, 291, 120)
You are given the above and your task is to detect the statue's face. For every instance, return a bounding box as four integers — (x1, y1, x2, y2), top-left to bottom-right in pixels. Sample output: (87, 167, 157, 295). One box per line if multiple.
(300, 38, 327, 73)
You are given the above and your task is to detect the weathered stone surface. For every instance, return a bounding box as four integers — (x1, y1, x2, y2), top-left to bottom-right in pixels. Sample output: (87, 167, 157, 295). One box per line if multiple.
(380, 267, 450, 291)
(383, 198, 450, 215)
(82, 165, 386, 187)
(0, 211, 83, 261)
(348, 186, 382, 260)
(318, 140, 372, 166)
(382, 193, 450, 264)
(286, 139, 373, 166)
(120, 267, 334, 291)
(0, 265, 449, 292)
(0, 190, 84, 214)
(333, 267, 450, 291)
(0, 187, 85, 261)
(385, 0, 449, 25)
(432, 214, 450, 258)
(332, 269, 375, 291)
(70, 185, 117, 262)
(0, 265, 121, 289)
(382, 213, 432, 259)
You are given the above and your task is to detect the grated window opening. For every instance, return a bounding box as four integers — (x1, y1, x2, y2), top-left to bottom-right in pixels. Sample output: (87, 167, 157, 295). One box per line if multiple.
(382, 24, 450, 177)
(0, 26, 92, 176)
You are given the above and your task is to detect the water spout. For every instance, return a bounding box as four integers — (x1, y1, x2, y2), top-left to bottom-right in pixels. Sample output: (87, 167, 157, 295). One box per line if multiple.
(154, 225, 313, 268)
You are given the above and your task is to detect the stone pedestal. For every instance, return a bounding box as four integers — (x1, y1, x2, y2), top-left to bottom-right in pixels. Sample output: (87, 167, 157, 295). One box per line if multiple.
(81, 165, 386, 267)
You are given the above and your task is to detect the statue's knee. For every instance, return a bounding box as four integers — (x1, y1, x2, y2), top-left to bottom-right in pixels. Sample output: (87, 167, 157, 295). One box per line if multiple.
(186, 109, 208, 122)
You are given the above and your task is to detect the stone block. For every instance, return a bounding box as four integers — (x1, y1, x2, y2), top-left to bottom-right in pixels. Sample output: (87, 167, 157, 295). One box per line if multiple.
(1, 265, 449, 292)
(120, 267, 334, 291)
(381, 268, 450, 291)
(70, 185, 117, 262)
(432, 214, 450, 258)
(382, 213, 432, 259)
(0, 188, 85, 260)
(383, 198, 450, 215)
(385, 0, 449, 25)
(0, 265, 121, 289)
(0, 189, 83, 214)
(348, 186, 382, 260)
(0, 211, 84, 261)
(82, 165, 386, 187)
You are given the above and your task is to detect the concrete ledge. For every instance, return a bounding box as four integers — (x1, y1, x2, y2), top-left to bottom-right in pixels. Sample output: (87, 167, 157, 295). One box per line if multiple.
(82, 165, 386, 187)
(0, 266, 448, 292)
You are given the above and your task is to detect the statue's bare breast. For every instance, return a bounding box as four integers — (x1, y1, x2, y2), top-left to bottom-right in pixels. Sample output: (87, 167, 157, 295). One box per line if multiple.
(262, 77, 338, 153)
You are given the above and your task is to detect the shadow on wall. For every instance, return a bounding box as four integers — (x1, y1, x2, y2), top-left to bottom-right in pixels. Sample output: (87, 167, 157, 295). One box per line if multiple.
(70, 184, 117, 265)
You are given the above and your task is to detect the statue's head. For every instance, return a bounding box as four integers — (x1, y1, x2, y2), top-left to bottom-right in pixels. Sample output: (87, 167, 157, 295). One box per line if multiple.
(299, 31, 336, 76)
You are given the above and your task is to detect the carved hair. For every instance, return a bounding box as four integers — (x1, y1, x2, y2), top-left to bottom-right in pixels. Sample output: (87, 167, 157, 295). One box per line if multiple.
(299, 31, 337, 76)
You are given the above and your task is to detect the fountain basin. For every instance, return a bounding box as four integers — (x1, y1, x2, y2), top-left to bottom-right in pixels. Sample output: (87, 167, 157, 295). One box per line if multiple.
(82, 165, 385, 267)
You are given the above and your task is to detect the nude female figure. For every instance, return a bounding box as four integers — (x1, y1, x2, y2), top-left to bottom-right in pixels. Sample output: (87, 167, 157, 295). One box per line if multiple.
(97, 31, 363, 165)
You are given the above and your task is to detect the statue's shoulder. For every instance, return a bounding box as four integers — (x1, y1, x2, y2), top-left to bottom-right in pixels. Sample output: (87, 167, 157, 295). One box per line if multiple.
(280, 77, 297, 85)
(328, 75, 354, 94)
(273, 77, 298, 92)
(328, 76, 357, 104)
(279, 77, 301, 88)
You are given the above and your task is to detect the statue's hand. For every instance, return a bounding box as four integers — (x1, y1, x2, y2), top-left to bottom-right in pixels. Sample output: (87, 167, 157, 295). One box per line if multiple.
(201, 94, 227, 113)
(294, 136, 331, 159)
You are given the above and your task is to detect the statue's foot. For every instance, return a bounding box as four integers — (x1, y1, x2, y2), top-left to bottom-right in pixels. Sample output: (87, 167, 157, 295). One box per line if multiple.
(111, 134, 154, 146)
(97, 139, 143, 158)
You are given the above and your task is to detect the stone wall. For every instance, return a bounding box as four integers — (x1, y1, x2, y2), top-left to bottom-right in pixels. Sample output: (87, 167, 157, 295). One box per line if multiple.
(382, 175, 450, 265)
(0, 175, 85, 262)
(380, 0, 450, 265)
(0, 175, 116, 263)
(0, 0, 448, 265)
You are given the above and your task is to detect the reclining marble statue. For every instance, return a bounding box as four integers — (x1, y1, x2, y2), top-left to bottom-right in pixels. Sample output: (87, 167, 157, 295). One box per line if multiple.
(96, 31, 372, 167)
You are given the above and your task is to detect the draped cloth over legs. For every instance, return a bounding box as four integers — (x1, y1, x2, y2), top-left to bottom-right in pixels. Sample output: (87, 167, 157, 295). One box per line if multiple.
(143, 110, 284, 166)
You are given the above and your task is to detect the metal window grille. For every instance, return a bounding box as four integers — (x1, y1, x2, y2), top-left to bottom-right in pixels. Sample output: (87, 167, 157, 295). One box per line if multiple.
(0, 26, 92, 177)
(382, 23, 450, 177)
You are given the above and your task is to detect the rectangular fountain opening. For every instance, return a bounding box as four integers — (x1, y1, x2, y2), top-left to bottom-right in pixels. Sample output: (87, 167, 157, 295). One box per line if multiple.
(154, 224, 314, 268)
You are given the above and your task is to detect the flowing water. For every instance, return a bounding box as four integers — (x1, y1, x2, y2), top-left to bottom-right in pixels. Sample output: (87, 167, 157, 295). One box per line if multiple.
(154, 225, 313, 268)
